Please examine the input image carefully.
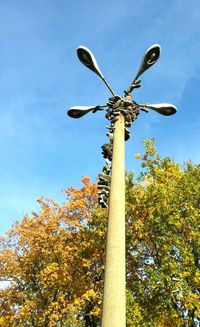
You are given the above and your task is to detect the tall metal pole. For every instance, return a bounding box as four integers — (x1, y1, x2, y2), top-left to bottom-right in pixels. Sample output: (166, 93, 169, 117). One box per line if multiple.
(101, 113, 126, 327)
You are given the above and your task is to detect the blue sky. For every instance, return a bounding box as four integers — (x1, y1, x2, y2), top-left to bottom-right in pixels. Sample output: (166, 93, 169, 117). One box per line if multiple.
(0, 0, 200, 235)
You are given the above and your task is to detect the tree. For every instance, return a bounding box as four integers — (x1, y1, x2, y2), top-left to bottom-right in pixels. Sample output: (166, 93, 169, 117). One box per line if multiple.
(126, 140, 200, 326)
(0, 177, 101, 326)
(0, 140, 199, 326)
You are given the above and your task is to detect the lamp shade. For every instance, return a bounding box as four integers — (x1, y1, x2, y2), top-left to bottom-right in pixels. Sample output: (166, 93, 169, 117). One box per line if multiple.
(134, 44, 161, 81)
(77, 46, 104, 79)
(67, 106, 98, 118)
(145, 103, 177, 116)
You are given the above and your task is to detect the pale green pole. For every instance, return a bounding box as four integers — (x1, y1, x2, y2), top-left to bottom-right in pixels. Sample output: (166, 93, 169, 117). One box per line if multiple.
(101, 113, 126, 327)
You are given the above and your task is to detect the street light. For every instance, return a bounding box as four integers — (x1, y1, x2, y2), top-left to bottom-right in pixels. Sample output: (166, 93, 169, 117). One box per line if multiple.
(67, 44, 177, 327)
(125, 44, 161, 94)
(140, 103, 177, 116)
(77, 46, 116, 96)
(133, 44, 161, 80)
(68, 105, 105, 118)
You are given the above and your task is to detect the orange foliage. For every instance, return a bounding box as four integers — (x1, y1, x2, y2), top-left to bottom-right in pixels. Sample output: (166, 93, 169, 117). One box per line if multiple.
(0, 177, 103, 326)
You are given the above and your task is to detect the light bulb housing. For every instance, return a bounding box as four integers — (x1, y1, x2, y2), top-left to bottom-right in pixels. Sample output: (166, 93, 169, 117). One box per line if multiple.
(77, 46, 104, 79)
(134, 44, 161, 81)
(144, 103, 177, 116)
(67, 106, 99, 118)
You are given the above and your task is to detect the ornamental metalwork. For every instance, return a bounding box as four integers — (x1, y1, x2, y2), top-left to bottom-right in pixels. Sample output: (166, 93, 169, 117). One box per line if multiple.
(67, 45, 177, 208)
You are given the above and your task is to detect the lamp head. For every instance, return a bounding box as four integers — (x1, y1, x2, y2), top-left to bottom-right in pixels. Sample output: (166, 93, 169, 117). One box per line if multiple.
(67, 105, 100, 118)
(77, 46, 104, 79)
(144, 103, 177, 116)
(134, 44, 161, 82)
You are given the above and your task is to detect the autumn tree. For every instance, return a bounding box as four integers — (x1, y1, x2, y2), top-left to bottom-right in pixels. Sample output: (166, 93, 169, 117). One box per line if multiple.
(0, 177, 102, 326)
(126, 140, 200, 326)
(0, 140, 199, 326)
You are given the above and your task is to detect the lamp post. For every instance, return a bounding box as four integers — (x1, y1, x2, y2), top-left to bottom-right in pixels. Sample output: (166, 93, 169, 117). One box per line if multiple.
(67, 44, 177, 327)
